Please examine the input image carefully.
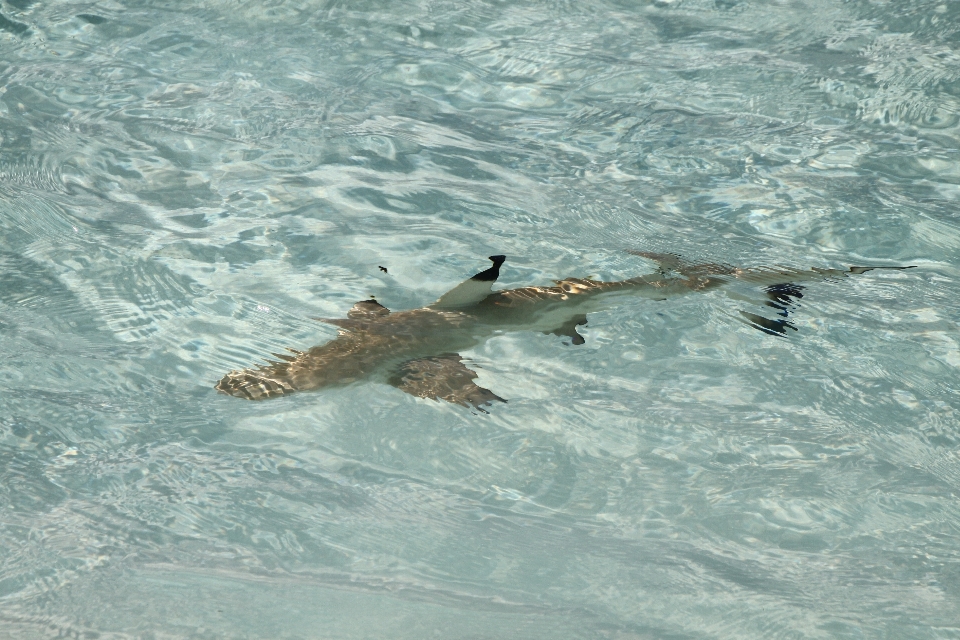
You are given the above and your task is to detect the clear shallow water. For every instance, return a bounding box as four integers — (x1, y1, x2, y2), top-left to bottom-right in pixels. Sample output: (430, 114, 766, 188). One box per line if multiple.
(0, 0, 958, 637)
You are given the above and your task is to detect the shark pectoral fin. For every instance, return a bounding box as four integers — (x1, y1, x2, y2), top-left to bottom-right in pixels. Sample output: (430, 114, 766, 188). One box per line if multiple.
(547, 314, 588, 345)
(388, 354, 505, 412)
(430, 255, 506, 310)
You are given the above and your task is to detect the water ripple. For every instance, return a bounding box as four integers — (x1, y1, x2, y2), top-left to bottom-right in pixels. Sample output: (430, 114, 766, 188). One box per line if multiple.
(0, 0, 957, 636)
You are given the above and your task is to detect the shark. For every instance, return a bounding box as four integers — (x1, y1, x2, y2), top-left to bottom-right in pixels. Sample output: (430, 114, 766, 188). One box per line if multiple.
(215, 252, 915, 410)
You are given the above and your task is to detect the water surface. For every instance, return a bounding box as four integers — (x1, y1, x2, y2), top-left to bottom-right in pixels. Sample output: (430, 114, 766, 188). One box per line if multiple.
(1, 0, 958, 638)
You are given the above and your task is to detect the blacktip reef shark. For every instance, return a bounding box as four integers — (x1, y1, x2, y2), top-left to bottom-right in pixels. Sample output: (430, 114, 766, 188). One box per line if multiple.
(216, 253, 915, 410)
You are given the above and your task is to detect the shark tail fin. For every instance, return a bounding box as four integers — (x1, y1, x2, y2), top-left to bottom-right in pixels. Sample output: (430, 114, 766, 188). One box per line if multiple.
(733, 266, 915, 336)
(729, 264, 916, 286)
(431, 255, 506, 310)
(632, 251, 917, 285)
(737, 283, 804, 337)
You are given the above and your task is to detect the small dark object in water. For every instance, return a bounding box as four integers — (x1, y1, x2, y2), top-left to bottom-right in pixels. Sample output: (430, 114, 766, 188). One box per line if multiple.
(379, 266, 388, 273)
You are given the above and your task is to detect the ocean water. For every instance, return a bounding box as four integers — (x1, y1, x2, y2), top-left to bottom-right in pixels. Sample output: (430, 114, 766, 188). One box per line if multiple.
(0, 0, 958, 637)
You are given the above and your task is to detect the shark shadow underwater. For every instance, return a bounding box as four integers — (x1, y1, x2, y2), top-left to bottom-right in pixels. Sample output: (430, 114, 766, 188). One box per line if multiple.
(216, 252, 915, 410)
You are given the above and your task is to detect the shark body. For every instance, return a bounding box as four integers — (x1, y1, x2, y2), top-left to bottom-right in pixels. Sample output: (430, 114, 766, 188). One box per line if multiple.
(215, 253, 914, 409)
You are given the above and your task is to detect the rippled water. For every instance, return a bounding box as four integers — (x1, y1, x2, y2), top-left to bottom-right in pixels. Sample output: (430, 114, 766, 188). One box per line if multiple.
(1, 0, 958, 637)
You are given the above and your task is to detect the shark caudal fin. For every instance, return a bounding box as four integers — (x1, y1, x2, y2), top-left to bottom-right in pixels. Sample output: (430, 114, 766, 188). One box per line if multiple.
(430, 255, 506, 310)
(630, 250, 916, 283)
(731, 267, 915, 336)
(738, 283, 804, 336)
(730, 264, 916, 286)
(631, 251, 915, 336)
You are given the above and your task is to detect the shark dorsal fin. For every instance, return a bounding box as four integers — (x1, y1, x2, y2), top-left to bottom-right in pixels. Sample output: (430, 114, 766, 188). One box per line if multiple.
(431, 255, 506, 310)
(348, 298, 390, 319)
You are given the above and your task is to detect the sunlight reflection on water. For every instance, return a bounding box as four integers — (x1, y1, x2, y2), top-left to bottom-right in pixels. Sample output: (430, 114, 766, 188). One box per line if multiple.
(0, 0, 957, 637)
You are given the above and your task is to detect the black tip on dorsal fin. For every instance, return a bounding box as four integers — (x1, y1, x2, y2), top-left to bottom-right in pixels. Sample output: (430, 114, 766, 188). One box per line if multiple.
(471, 255, 506, 282)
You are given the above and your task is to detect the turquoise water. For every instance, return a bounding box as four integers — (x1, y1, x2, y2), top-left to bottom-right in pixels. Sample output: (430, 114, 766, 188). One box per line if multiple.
(0, 0, 958, 637)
